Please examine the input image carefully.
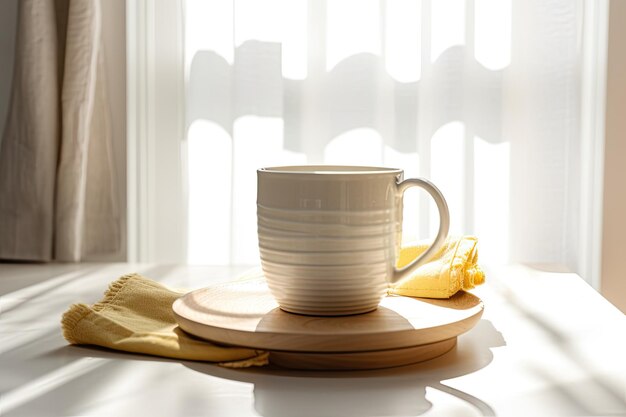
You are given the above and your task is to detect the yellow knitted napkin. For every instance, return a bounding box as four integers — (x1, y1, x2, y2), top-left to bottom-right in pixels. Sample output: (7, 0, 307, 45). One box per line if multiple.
(391, 236, 485, 298)
(61, 236, 483, 364)
(61, 275, 269, 368)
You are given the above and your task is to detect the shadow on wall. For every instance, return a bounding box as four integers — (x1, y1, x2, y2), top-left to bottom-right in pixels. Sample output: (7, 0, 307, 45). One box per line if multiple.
(184, 0, 585, 269)
(187, 42, 506, 156)
(185, 42, 512, 265)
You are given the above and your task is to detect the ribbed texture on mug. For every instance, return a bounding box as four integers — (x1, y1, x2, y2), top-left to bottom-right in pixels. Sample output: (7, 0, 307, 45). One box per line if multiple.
(258, 204, 396, 315)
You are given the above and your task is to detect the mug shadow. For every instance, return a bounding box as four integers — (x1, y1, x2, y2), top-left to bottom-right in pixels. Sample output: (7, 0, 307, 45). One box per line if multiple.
(183, 318, 506, 417)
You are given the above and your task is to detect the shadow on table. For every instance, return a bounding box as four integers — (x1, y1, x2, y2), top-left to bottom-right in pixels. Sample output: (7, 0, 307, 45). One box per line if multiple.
(184, 319, 506, 417)
(2, 319, 502, 417)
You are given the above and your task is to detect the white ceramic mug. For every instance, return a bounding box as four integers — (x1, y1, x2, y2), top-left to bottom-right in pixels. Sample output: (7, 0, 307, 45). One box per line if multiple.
(257, 165, 450, 316)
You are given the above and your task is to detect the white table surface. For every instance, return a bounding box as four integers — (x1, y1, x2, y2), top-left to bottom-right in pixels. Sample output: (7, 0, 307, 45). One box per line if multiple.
(0, 263, 624, 417)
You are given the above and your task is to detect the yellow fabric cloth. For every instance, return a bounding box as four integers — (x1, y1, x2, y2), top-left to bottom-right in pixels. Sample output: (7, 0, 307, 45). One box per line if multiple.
(61, 274, 269, 367)
(61, 236, 483, 364)
(391, 236, 485, 298)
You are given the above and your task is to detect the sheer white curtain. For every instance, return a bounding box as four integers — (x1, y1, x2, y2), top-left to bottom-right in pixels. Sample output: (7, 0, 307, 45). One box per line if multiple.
(181, 0, 587, 272)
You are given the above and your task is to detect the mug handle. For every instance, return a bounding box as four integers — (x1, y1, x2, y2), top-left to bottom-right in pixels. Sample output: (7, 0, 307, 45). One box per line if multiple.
(390, 178, 450, 285)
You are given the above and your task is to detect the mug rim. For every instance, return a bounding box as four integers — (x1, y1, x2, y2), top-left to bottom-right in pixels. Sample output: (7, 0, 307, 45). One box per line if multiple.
(258, 165, 403, 175)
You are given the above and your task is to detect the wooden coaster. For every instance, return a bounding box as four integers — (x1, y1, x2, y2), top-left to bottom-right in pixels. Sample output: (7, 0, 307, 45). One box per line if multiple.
(269, 338, 457, 370)
(173, 279, 483, 357)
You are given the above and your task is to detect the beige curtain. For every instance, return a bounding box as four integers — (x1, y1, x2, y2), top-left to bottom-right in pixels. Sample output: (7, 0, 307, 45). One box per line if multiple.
(0, 0, 120, 262)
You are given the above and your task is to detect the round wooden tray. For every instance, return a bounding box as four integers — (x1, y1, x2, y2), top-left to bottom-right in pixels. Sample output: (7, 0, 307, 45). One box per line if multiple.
(173, 279, 483, 366)
(268, 338, 458, 370)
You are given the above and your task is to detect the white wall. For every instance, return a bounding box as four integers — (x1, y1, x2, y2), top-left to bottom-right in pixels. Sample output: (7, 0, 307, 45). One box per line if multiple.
(601, 0, 626, 313)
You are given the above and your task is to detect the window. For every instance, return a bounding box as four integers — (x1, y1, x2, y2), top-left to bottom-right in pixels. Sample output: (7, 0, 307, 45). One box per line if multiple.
(128, 0, 607, 287)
